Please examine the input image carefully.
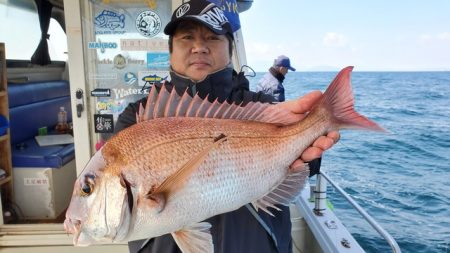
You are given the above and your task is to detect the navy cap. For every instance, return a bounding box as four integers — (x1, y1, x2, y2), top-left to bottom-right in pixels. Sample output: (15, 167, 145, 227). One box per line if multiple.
(164, 0, 234, 39)
(274, 55, 296, 71)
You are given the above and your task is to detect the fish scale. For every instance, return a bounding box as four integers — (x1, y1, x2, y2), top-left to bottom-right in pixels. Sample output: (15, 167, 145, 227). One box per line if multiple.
(119, 117, 316, 233)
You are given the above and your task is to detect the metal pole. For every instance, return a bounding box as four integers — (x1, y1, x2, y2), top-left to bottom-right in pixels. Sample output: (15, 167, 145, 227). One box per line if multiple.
(320, 171, 402, 253)
(313, 174, 327, 215)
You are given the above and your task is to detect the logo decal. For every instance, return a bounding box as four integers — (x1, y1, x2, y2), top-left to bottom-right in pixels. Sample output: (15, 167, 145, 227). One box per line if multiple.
(124, 72, 137, 85)
(120, 38, 168, 51)
(141, 74, 168, 86)
(176, 3, 190, 18)
(196, 7, 229, 31)
(147, 52, 170, 69)
(91, 88, 111, 97)
(95, 10, 125, 30)
(138, 71, 170, 87)
(113, 54, 127, 69)
(135, 10, 162, 38)
(88, 40, 118, 53)
(94, 114, 114, 133)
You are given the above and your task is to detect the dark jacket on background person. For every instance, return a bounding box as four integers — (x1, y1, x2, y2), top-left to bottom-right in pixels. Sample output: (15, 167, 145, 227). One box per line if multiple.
(114, 67, 320, 253)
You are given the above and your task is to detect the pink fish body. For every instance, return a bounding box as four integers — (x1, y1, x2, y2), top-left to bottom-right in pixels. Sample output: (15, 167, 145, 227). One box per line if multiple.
(64, 66, 383, 252)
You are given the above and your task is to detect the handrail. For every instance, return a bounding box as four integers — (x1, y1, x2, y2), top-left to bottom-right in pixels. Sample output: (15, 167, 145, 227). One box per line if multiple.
(319, 172, 402, 253)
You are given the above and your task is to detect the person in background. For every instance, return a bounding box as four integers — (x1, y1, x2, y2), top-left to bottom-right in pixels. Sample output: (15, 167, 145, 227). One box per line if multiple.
(115, 1, 339, 252)
(256, 55, 296, 102)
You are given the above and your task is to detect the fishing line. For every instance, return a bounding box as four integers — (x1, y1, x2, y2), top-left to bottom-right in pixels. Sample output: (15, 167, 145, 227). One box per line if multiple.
(337, 140, 365, 161)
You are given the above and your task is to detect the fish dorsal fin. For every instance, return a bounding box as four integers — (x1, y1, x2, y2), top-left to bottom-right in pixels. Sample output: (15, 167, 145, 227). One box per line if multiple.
(252, 164, 310, 216)
(137, 84, 299, 125)
(172, 222, 213, 253)
(153, 84, 170, 118)
(153, 134, 227, 197)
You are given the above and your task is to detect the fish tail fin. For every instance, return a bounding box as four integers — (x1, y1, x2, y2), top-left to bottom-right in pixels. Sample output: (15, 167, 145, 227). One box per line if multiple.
(321, 66, 385, 131)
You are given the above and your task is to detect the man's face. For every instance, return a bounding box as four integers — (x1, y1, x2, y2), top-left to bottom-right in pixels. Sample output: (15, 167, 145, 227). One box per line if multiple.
(279, 67, 288, 76)
(170, 21, 231, 82)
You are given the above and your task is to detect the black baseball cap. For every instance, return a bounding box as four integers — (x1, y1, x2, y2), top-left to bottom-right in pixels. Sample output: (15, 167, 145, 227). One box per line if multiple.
(164, 0, 234, 39)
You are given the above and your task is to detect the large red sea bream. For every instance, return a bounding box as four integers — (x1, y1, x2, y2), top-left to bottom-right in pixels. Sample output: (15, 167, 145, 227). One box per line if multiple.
(64, 66, 383, 253)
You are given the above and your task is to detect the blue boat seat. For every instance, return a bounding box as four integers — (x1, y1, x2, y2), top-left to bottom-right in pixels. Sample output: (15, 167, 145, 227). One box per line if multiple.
(8, 81, 74, 168)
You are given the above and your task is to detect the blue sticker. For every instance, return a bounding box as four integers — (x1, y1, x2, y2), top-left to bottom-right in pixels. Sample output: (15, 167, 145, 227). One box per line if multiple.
(147, 52, 170, 69)
(141, 74, 168, 86)
(124, 72, 137, 85)
(88, 41, 118, 53)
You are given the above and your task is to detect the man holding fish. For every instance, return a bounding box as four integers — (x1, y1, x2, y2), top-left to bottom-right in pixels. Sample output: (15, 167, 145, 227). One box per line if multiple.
(64, 1, 350, 253)
(116, 1, 337, 252)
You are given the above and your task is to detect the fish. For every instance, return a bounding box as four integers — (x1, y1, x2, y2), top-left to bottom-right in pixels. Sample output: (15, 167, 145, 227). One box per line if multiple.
(64, 66, 384, 252)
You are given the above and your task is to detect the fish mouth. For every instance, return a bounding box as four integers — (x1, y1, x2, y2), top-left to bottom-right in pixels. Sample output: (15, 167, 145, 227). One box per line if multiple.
(64, 218, 82, 245)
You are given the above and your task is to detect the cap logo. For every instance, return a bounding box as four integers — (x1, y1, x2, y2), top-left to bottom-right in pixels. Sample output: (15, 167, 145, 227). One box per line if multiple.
(176, 3, 190, 18)
(197, 7, 229, 31)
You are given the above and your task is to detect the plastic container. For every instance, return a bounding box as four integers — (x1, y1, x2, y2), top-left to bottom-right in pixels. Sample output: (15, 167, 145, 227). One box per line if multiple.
(0, 114, 9, 136)
(55, 107, 68, 134)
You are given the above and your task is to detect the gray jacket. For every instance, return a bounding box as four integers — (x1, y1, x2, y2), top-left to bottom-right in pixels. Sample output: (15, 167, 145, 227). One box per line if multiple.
(256, 72, 285, 102)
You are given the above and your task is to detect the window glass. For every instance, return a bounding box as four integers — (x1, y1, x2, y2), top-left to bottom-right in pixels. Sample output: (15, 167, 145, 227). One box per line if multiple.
(0, 3, 67, 61)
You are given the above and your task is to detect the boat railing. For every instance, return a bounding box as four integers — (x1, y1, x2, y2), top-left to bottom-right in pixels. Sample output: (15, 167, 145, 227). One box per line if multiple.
(317, 171, 402, 253)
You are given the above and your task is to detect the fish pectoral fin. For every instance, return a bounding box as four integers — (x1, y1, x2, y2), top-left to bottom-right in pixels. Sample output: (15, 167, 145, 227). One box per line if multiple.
(254, 164, 310, 216)
(142, 192, 166, 213)
(154, 134, 227, 196)
(172, 222, 213, 253)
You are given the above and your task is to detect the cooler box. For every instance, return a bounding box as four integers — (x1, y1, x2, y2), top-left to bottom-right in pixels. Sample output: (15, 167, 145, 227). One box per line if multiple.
(13, 159, 76, 219)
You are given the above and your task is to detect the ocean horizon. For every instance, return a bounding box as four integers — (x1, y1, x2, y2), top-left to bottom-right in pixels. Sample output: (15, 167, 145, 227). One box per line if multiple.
(248, 71, 450, 253)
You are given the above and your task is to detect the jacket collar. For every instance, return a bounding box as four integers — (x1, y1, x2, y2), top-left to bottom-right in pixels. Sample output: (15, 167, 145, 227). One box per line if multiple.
(269, 67, 285, 83)
(168, 67, 234, 103)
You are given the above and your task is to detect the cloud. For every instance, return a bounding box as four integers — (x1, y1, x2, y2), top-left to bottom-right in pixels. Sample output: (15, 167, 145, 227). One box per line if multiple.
(245, 42, 270, 55)
(322, 32, 349, 47)
(419, 34, 432, 42)
(437, 32, 450, 41)
(419, 32, 450, 43)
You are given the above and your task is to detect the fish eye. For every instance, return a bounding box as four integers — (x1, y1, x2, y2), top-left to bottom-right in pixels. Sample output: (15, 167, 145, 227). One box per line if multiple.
(80, 174, 95, 196)
(80, 183, 93, 196)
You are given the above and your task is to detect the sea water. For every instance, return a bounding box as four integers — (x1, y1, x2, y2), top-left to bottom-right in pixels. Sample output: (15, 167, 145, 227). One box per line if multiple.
(249, 71, 450, 253)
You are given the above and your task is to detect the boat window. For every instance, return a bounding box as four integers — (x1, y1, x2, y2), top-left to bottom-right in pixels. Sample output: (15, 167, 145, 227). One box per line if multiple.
(0, 3, 67, 61)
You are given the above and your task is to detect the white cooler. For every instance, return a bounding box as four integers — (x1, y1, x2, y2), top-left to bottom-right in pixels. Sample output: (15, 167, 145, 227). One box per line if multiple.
(13, 159, 76, 219)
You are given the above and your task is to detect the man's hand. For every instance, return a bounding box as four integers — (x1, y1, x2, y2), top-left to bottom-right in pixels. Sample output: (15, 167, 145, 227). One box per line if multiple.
(275, 91, 340, 168)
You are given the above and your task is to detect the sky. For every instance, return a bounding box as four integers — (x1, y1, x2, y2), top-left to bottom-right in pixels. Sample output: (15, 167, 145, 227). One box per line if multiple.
(238, 1, 450, 72)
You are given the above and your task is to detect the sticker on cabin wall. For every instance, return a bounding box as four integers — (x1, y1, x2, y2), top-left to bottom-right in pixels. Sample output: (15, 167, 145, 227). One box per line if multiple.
(138, 71, 169, 87)
(96, 100, 127, 114)
(110, 87, 149, 99)
(95, 58, 114, 65)
(124, 72, 138, 85)
(94, 10, 126, 35)
(147, 52, 170, 69)
(88, 40, 118, 53)
(89, 73, 117, 80)
(135, 10, 162, 38)
(101, 0, 157, 9)
(91, 88, 112, 97)
(24, 178, 49, 186)
(120, 38, 168, 51)
(94, 114, 114, 133)
(113, 54, 127, 69)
